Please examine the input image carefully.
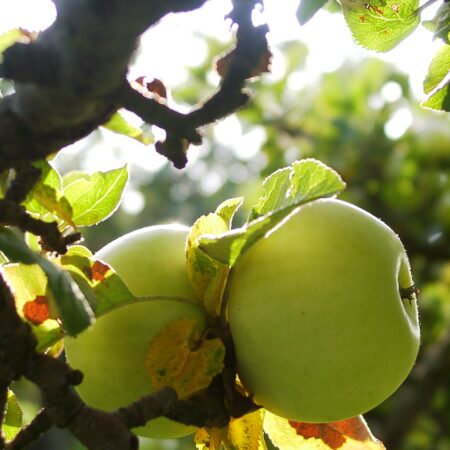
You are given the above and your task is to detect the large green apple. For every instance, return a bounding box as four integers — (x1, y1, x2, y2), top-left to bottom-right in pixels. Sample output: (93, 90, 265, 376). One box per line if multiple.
(65, 225, 205, 439)
(227, 198, 420, 423)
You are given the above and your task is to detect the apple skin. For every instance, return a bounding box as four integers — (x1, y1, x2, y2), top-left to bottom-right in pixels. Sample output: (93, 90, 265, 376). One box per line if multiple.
(65, 225, 204, 439)
(227, 198, 420, 423)
(94, 224, 198, 301)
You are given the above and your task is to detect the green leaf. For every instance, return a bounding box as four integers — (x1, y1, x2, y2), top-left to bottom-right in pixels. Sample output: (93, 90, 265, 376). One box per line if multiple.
(252, 159, 345, 221)
(31, 185, 73, 224)
(2, 390, 23, 442)
(102, 111, 153, 144)
(0, 227, 94, 336)
(422, 80, 450, 111)
(40, 258, 94, 336)
(58, 245, 136, 317)
(0, 251, 8, 264)
(249, 167, 292, 221)
(340, 0, 420, 52)
(199, 159, 345, 267)
(23, 161, 72, 224)
(63, 166, 129, 227)
(425, 2, 450, 43)
(199, 208, 295, 267)
(297, 0, 328, 25)
(215, 197, 244, 226)
(423, 45, 450, 94)
(0, 227, 38, 264)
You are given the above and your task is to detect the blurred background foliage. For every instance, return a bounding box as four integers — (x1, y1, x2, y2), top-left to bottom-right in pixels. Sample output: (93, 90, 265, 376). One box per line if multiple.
(5, 16, 450, 450)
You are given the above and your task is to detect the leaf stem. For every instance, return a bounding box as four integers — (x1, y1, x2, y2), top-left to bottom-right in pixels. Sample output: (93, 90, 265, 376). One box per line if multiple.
(415, 0, 440, 16)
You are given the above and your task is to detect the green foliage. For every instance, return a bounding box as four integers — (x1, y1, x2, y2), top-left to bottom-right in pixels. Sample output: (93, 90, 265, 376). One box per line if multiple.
(58, 245, 137, 317)
(23, 163, 129, 227)
(2, 8, 449, 448)
(1, 162, 131, 341)
(425, 1, 450, 43)
(0, 227, 93, 337)
(102, 111, 153, 144)
(63, 166, 129, 227)
(199, 159, 345, 267)
(423, 45, 450, 95)
(24, 160, 68, 222)
(2, 390, 23, 442)
(340, 0, 420, 52)
(422, 80, 450, 111)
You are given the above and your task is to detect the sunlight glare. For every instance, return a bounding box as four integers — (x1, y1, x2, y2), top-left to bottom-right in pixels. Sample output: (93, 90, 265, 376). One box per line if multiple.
(0, 0, 56, 32)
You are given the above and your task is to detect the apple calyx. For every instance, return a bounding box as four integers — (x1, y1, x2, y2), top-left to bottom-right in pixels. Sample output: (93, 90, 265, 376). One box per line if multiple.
(400, 284, 420, 301)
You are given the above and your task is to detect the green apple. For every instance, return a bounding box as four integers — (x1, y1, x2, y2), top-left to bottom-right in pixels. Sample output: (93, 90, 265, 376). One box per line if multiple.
(65, 225, 205, 439)
(227, 198, 420, 423)
(94, 224, 198, 301)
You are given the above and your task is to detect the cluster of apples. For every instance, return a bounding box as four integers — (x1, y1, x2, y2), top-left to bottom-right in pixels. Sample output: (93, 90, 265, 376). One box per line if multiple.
(64, 198, 420, 438)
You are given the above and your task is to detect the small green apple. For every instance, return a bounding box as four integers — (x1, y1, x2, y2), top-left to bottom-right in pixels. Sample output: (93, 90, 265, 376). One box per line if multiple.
(65, 225, 205, 439)
(227, 198, 420, 423)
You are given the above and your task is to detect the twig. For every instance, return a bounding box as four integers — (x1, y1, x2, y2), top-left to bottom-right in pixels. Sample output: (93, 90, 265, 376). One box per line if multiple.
(0, 0, 209, 171)
(4, 165, 41, 204)
(0, 200, 81, 254)
(119, 84, 202, 144)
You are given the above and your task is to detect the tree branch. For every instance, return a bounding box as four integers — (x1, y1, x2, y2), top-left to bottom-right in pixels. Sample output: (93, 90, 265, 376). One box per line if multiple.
(5, 409, 53, 450)
(0, 0, 208, 171)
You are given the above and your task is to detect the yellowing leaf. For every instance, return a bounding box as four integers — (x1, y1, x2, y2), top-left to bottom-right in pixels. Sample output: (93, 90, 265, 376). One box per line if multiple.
(186, 198, 243, 316)
(229, 410, 267, 450)
(2, 263, 63, 351)
(195, 410, 267, 450)
(195, 427, 229, 450)
(195, 427, 212, 450)
(146, 319, 225, 399)
(186, 213, 230, 316)
(264, 412, 385, 450)
(33, 184, 74, 225)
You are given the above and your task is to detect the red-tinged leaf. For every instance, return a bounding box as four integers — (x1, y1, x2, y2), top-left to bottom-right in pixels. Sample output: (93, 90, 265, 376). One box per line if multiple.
(288, 422, 346, 448)
(132, 76, 168, 101)
(22, 295, 50, 325)
(146, 78, 168, 99)
(216, 48, 272, 79)
(91, 260, 111, 282)
(264, 412, 385, 450)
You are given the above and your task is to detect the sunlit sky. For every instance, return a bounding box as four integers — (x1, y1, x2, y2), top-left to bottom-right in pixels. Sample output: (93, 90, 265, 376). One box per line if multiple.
(0, 0, 441, 93)
(0, 0, 443, 214)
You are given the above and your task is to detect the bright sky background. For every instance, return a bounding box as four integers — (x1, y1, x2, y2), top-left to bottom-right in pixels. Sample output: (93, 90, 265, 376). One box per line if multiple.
(0, 0, 443, 214)
(0, 0, 440, 94)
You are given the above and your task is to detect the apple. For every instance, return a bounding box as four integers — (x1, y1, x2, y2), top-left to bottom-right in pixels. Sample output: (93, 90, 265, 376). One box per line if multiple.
(227, 198, 420, 423)
(64, 225, 205, 439)
(93, 224, 198, 301)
